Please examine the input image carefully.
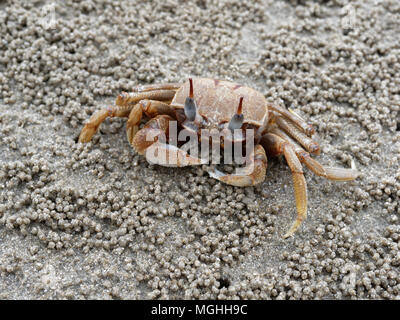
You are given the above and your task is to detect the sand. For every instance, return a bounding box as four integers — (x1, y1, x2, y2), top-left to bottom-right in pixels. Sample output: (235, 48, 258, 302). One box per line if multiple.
(0, 0, 399, 299)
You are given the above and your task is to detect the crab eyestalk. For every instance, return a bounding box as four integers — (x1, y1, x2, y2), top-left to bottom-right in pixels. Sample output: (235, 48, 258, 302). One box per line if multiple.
(184, 78, 197, 122)
(228, 96, 244, 131)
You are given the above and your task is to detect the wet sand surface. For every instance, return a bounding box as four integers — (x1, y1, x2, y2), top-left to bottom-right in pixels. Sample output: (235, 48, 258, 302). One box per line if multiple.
(0, 0, 399, 299)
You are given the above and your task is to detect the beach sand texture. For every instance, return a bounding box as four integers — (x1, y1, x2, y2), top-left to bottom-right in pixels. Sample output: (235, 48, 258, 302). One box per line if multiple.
(0, 0, 399, 299)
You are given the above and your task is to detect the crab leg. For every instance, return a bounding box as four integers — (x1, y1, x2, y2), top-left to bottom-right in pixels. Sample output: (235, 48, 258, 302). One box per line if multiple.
(116, 90, 176, 107)
(275, 116, 320, 155)
(208, 144, 267, 187)
(140, 100, 177, 118)
(126, 100, 178, 144)
(126, 103, 143, 144)
(321, 167, 360, 181)
(132, 115, 206, 167)
(132, 82, 182, 93)
(78, 105, 132, 143)
(270, 126, 326, 176)
(268, 104, 315, 137)
(261, 133, 307, 238)
(79, 88, 178, 143)
(270, 127, 359, 181)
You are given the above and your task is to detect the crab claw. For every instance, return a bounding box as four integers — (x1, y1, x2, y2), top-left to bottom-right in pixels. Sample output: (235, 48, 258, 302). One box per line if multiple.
(208, 144, 267, 187)
(208, 168, 254, 187)
(145, 141, 208, 167)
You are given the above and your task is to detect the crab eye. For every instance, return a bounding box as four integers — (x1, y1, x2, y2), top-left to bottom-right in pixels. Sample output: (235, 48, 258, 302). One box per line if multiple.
(228, 96, 244, 131)
(184, 97, 197, 121)
(184, 78, 197, 122)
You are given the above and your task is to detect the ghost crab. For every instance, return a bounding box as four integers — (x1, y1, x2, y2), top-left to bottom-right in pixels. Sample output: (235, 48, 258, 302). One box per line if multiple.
(79, 78, 358, 238)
